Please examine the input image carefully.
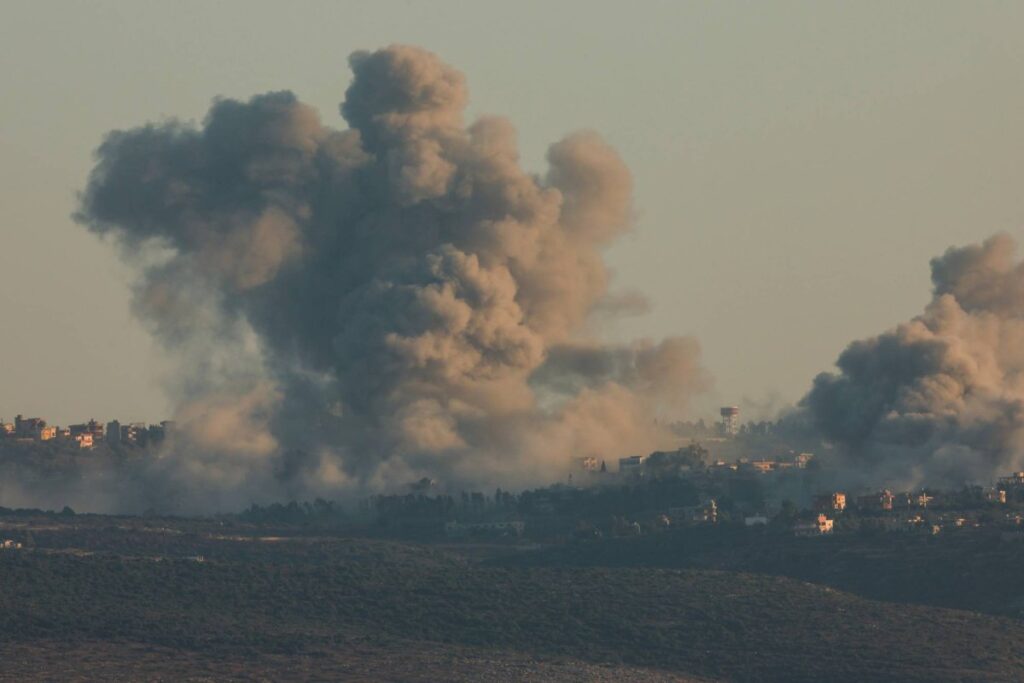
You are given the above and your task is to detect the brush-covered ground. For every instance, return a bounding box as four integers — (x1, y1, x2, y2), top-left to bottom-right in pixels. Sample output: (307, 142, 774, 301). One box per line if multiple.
(496, 524, 1024, 618)
(1, 515, 1024, 682)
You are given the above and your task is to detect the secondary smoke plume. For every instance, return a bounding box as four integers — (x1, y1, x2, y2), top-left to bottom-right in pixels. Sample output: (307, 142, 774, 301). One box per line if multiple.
(75, 45, 709, 510)
(804, 233, 1024, 487)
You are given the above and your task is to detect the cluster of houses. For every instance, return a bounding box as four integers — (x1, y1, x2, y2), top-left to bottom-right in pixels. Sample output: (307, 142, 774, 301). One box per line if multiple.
(630, 453, 815, 477)
(568, 447, 1024, 539)
(609, 479, 1024, 539)
(775, 478, 1024, 537)
(555, 446, 1024, 540)
(571, 451, 817, 480)
(711, 454, 815, 474)
(0, 414, 175, 450)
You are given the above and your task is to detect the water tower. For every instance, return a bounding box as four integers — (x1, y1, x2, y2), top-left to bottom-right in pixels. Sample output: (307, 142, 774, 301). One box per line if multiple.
(720, 406, 740, 436)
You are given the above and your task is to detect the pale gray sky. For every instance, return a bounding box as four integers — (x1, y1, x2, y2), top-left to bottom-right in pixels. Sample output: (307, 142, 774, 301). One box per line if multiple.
(2, 1, 1023, 425)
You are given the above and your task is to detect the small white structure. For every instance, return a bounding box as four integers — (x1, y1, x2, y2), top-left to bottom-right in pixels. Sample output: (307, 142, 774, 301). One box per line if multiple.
(744, 514, 769, 527)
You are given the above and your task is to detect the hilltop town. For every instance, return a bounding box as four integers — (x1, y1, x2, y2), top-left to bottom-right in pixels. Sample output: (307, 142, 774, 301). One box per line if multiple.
(1, 414, 174, 450)
(4, 405, 1024, 546)
(5, 404, 1024, 682)
(346, 451, 1024, 546)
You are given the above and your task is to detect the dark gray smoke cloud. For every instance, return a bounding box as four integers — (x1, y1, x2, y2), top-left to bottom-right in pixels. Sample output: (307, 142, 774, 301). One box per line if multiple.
(75, 45, 710, 510)
(804, 233, 1024, 487)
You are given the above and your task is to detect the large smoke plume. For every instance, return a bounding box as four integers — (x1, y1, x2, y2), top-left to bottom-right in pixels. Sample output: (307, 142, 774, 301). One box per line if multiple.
(804, 233, 1024, 487)
(74, 45, 710, 510)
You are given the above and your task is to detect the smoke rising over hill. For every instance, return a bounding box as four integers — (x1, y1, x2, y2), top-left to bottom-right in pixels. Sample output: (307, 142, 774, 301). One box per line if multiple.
(804, 233, 1024, 487)
(74, 45, 710, 509)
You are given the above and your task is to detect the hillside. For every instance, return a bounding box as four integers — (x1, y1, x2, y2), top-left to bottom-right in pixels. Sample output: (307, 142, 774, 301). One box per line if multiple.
(496, 525, 1024, 618)
(1, 519, 1023, 681)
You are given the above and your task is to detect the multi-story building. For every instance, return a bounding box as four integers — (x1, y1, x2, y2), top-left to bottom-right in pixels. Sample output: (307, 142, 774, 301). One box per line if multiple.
(669, 499, 718, 525)
(792, 453, 815, 468)
(14, 415, 46, 438)
(106, 420, 121, 445)
(984, 488, 1008, 504)
(857, 490, 895, 512)
(618, 455, 646, 476)
(999, 472, 1024, 489)
(69, 420, 104, 441)
(120, 423, 149, 446)
(814, 492, 847, 512)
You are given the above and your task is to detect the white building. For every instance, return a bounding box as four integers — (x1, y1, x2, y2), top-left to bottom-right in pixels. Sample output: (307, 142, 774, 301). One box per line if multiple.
(618, 455, 646, 475)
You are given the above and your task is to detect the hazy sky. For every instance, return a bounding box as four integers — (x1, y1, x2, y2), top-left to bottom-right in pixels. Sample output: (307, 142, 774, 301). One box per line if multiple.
(2, 1, 1023, 426)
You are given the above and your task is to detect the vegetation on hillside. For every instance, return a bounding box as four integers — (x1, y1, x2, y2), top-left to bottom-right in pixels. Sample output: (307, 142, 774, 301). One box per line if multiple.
(1, 520, 1023, 681)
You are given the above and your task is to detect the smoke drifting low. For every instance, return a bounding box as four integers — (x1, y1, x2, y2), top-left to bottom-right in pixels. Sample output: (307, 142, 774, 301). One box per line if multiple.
(804, 233, 1024, 487)
(75, 45, 710, 509)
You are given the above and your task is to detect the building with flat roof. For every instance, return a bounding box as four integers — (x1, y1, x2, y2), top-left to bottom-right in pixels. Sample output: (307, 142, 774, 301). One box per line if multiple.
(814, 492, 847, 512)
(618, 455, 646, 476)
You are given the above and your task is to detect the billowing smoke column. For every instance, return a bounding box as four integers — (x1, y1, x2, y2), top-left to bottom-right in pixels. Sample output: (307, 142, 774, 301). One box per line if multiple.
(76, 45, 710, 509)
(804, 233, 1024, 487)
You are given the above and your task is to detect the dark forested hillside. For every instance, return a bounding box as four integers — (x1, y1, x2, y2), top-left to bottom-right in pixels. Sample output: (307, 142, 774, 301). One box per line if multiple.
(496, 525, 1024, 619)
(1, 518, 1024, 682)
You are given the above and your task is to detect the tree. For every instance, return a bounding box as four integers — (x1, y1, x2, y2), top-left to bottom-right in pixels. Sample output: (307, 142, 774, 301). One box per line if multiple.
(774, 500, 798, 525)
